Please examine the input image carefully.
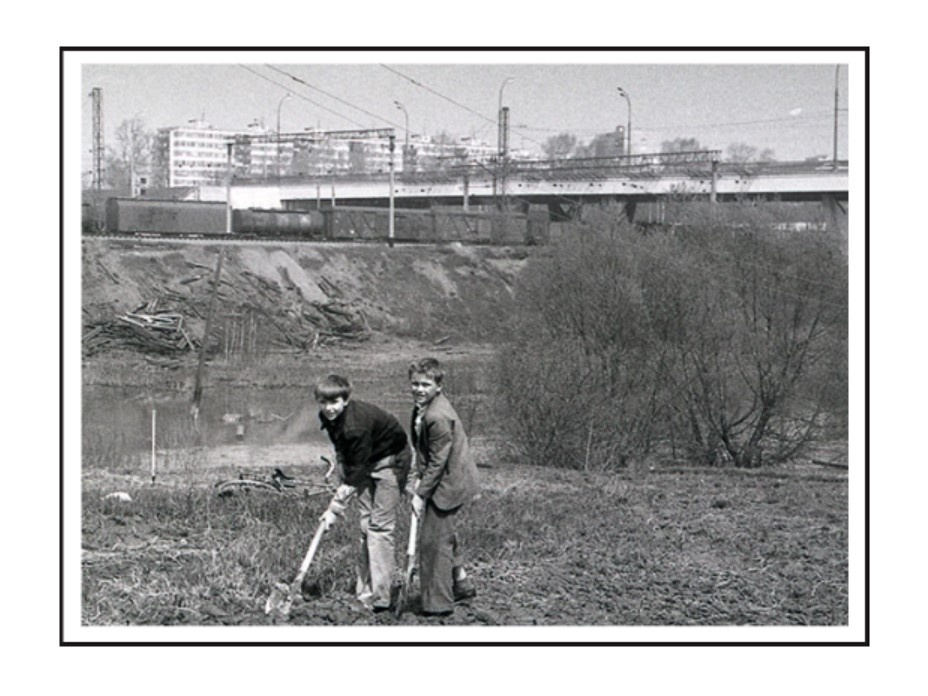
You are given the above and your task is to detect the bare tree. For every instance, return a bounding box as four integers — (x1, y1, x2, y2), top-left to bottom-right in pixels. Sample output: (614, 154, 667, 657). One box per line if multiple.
(726, 142, 777, 163)
(574, 132, 622, 158)
(105, 116, 152, 192)
(542, 132, 578, 159)
(499, 203, 847, 470)
(661, 137, 702, 153)
(643, 216, 847, 467)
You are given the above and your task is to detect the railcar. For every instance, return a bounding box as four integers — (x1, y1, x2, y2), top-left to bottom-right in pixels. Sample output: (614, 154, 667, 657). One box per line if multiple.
(233, 208, 326, 238)
(105, 198, 228, 236)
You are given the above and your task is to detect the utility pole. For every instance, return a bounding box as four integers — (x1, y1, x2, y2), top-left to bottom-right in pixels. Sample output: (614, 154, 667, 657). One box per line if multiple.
(277, 93, 291, 183)
(833, 65, 841, 168)
(192, 142, 233, 422)
(90, 88, 104, 189)
(225, 142, 233, 234)
(129, 127, 135, 197)
(499, 106, 510, 208)
(388, 134, 395, 248)
(497, 77, 514, 211)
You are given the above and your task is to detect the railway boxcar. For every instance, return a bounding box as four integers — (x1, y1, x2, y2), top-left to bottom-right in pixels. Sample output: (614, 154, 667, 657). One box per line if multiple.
(232, 208, 326, 238)
(105, 198, 228, 236)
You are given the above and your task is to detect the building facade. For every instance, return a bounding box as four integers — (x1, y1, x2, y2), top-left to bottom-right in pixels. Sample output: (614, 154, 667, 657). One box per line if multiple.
(151, 120, 533, 187)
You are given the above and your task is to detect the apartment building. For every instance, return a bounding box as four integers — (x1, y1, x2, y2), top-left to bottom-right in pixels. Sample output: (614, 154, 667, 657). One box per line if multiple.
(152, 120, 278, 187)
(151, 120, 531, 187)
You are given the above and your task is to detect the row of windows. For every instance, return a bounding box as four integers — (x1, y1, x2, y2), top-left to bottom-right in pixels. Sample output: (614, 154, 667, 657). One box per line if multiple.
(171, 130, 233, 141)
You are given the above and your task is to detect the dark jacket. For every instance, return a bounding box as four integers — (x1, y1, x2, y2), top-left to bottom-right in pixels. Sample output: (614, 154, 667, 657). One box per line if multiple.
(320, 399, 411, 487)
(411, 392, 480, 510)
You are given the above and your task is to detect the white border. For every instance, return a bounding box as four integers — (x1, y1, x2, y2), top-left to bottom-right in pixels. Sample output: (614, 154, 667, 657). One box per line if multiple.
(62, 48, 867, 646)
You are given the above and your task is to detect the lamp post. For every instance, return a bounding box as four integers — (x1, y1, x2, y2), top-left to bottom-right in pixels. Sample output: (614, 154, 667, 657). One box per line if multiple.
(276, 93, 291, 182)
(617, 87, 632, 157)
(394, 100, 409, 159)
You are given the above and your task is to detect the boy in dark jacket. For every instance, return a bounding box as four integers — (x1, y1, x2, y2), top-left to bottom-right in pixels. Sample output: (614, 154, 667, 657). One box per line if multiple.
(315, 374, 411, 612)
(408, 358, 480, 616)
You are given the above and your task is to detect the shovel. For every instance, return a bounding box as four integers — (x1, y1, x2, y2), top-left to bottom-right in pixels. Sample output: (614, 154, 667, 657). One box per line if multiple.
(265, 518, 328, 617)
(393, 509, 419, 618)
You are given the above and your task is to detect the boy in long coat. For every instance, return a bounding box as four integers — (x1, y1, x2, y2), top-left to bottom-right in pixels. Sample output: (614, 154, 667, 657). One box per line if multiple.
(408, 358, 480, 615)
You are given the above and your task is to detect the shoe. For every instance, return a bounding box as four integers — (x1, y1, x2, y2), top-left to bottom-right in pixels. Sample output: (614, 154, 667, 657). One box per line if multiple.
(372, 604, 392, 614)
(453, 578, 477, 602)
(422, 609, 453, 617)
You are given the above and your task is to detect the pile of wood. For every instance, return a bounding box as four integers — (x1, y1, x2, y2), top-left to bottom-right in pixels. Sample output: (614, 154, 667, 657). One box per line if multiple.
(237, 270, 371, 349)
(83, 300, 196, 356)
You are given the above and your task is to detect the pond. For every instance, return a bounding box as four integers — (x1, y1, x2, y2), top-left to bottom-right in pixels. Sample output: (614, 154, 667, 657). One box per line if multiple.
(82, 355, 496, 467)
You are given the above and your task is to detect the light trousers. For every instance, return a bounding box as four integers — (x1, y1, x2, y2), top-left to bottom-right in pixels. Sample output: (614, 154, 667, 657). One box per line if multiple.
(355, 460, 403, 609)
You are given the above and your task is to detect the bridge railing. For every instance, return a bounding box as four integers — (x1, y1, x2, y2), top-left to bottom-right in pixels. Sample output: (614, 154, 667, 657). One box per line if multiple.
(232, 153, 847, 187)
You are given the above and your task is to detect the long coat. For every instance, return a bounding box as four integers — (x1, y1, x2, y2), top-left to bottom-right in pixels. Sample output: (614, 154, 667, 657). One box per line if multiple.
(411, 392, 480, 511)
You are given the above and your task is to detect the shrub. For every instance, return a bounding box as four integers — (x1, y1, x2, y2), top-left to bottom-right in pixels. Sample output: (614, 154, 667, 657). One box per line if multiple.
(498, 202, 847, 469)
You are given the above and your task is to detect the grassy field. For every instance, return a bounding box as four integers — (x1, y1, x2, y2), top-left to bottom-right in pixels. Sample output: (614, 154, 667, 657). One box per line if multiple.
(82, 438, 848, 627)
(80, 341, 848, 628)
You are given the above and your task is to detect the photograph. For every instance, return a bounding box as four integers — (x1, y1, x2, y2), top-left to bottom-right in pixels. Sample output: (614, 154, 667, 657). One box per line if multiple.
(61, 48, 867, 646)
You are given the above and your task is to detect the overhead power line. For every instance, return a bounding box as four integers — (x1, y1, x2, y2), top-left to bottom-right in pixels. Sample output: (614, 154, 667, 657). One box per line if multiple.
(380, 64, 550, 152)
(266, 65, 405, 132)
(237, 64, 368, 129)
(381, 64, 497, 127)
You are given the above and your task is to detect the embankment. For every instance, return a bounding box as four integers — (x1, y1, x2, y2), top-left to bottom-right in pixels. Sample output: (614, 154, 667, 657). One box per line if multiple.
(82, 239, 533, 358)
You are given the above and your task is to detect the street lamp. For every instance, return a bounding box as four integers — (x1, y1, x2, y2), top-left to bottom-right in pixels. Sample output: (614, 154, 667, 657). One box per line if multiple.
(393, 100, 409, 155)
(277, 93, 292, 182)
(617, 87, 632, 156)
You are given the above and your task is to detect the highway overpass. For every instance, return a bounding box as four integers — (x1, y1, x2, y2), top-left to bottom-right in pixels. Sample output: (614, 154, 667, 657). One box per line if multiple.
(201, 152, 849, 221)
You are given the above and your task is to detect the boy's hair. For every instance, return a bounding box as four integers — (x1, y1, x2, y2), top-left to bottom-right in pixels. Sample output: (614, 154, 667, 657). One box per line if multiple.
(408, 357, 444, 385)
(314, 374, 352, 401)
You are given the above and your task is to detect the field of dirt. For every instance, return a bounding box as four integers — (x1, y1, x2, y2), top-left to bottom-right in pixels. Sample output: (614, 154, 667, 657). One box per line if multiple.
(79, 238, 849, 631)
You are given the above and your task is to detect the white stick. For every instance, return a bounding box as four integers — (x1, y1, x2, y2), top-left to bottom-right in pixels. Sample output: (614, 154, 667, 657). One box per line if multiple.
(151, 408, 157, 483)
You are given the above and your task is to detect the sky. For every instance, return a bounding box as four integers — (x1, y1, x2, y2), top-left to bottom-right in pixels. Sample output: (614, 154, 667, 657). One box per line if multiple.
(79, 52, 850, 172)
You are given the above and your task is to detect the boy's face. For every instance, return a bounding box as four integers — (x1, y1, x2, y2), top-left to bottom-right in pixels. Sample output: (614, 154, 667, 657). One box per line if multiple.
(410, 372, 441, 407)
(318, 396, 348, 421)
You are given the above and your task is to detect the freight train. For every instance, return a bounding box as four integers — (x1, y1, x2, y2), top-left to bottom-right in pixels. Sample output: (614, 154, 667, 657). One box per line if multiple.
(88, 197, 547, 245)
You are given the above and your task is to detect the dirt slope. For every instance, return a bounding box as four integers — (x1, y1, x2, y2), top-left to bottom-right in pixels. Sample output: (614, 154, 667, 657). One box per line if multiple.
(82, 239, 532, 355)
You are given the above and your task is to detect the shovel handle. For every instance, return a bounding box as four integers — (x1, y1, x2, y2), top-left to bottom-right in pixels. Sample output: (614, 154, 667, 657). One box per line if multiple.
(406, 509, 419, 557)
(294, 520, 326, 584)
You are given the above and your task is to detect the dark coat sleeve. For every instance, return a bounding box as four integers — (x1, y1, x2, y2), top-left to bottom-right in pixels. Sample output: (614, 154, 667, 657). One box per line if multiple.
(415, 414, 454, 501)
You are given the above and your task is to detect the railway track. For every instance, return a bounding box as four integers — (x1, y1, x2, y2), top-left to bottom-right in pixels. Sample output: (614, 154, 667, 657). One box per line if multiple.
(81, 232, 440, 247)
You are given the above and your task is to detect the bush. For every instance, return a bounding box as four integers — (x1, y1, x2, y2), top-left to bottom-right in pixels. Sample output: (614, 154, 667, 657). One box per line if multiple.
(498, 202, 847, 469)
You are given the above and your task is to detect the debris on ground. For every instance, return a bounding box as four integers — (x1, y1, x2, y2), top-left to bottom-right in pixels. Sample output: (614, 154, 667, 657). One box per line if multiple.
(83, 300, 196, 356)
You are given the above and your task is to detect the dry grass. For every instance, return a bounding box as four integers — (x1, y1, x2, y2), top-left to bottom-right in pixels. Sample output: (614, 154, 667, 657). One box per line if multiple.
(82, 456, 847, 626)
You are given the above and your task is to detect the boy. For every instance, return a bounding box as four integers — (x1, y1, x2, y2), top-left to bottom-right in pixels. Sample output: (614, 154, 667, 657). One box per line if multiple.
(315, 374, 411, 612)
(408, 358, 480, 616)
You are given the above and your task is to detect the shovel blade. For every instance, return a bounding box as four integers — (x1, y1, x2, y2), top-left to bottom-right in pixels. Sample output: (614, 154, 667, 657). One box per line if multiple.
(265, 581, 293, 616)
